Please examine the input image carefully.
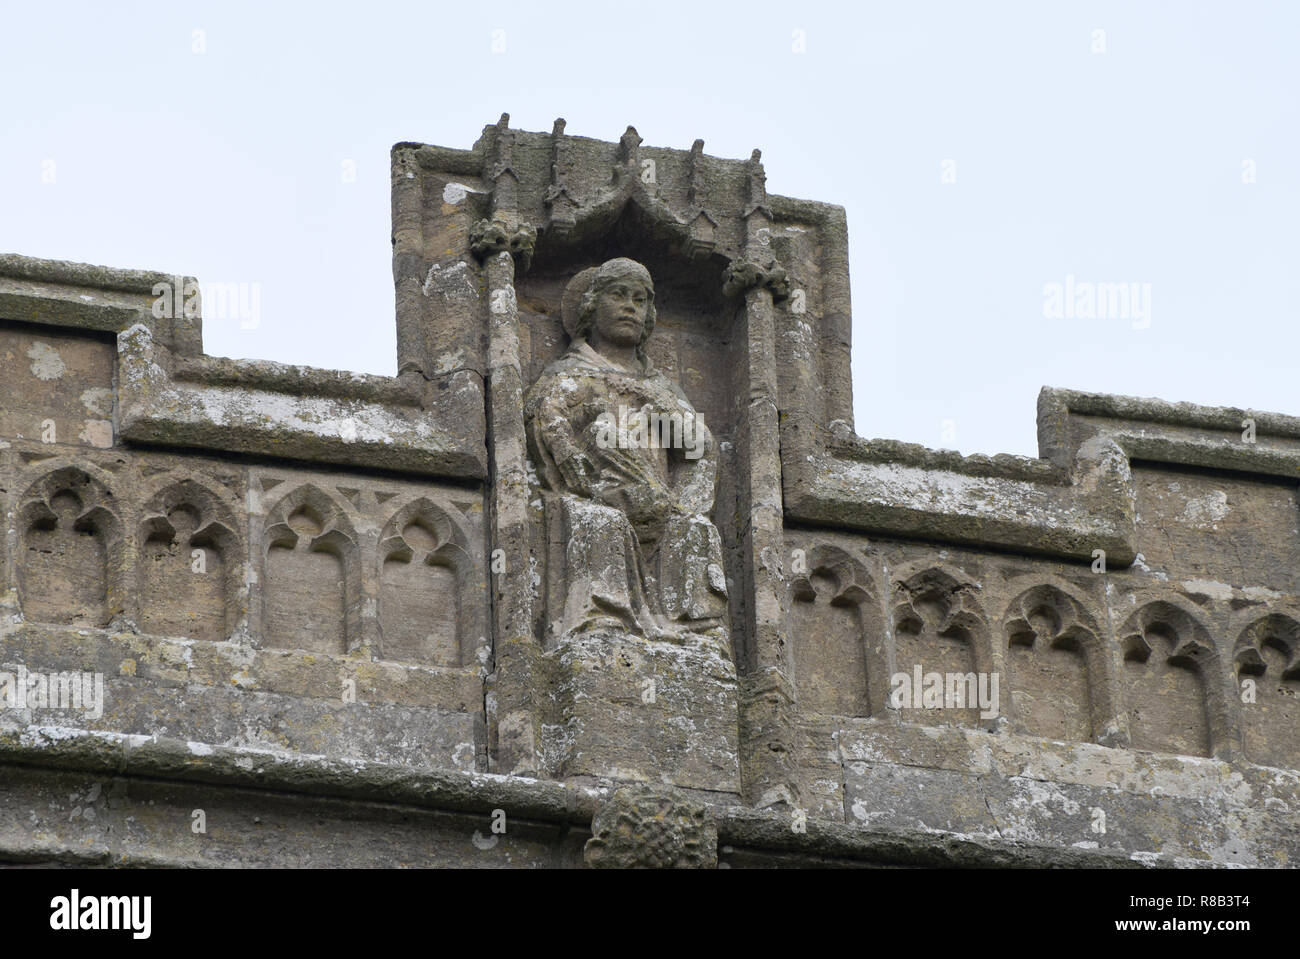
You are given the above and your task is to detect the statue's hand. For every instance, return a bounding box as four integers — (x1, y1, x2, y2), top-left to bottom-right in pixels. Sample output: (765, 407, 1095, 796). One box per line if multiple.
(600, 476, 673, 535)
(556, 450, 599, 496)
(630, 477, 673, 524)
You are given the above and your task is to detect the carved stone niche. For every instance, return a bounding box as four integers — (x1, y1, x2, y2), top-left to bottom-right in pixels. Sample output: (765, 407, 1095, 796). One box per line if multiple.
(522, 257, 741, 797)
(138, 478, 243, 642)
(1001, 582, 1117, 745)
(788, 545, 884, 719)
(512, 242, 743, 790)
(17, 465, 123, 628)
(890, 566, 993, 730)
(519, 246, 746, 659)
(261, 485, 360, 656)
(1234, 613, 1300, 770)
(1118, 600, 1222, 758)
(377, 497, 484, 667)
(407, 121, 844, 790)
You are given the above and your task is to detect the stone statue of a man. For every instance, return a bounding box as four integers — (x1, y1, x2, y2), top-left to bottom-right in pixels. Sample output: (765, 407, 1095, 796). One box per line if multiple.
(525, 258, 728, 649)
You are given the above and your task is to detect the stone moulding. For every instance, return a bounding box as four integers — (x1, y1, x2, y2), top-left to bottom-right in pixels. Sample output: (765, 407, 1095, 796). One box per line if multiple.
(0, 724, 1195, 868)
(783, 387, 1300, 566)
(1038, 386, 1300, 479)
(0, 253, 201, 357)
(781, 416, 1138, 565)
(117, 324, 487, 479)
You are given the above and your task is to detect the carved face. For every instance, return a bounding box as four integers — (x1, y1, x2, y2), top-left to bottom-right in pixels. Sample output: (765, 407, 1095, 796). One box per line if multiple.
(591, 280, 649, 348)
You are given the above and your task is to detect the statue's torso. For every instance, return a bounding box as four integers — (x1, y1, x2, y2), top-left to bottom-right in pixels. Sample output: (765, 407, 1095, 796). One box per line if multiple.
(526, 343, 704, 499)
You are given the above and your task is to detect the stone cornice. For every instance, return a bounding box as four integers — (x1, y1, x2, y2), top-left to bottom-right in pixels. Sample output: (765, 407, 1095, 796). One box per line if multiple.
(0, 724, 1199, 868)
(117, 324, 487, 479)
(1039, 386, 1300, 479)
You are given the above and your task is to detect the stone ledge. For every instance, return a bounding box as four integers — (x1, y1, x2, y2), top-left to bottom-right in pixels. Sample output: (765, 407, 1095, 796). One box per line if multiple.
(0, 253, 185, 296)
(783, 385, 1300, 565)
(1039, 386, 1300, 478)
(0, 724, 1203, 867)
(0, 724, 592, 823)
(828, 426, 1066, 485)
(172, 354, 426, 406)
(715, 809, 1189, 868)
(117, 324, 487, 479)
(0, 252, 201, 357)
(1041, 387, 1300, 439)
(783, 422, 1136, 565)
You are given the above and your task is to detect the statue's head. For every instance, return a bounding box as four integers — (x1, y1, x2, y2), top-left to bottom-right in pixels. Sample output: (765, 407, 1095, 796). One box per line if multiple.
(569, 258, 657, 356)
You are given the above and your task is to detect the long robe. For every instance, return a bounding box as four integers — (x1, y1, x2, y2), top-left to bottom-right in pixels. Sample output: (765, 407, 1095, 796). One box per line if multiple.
(525, 340, 728, 640)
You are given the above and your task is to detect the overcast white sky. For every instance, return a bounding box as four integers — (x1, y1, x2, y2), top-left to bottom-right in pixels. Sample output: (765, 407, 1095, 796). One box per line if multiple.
(3, 1, 1296, 457)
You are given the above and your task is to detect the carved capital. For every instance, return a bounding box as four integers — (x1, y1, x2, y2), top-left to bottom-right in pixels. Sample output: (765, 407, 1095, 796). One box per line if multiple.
(469, 219, 537, 270)
(764, 264, 790, 301)
(721, 259, 790, 301)
(583, 786, 718, 869)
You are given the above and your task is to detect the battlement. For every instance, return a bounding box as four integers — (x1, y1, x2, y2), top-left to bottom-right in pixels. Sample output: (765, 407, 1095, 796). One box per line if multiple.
(1, 119, 1297, 868)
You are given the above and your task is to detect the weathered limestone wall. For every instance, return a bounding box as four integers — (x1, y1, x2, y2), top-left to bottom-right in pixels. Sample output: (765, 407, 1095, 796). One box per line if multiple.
(0, 265, 490, 776)
(780, 529, 1300, 864)
(2, 121, 1297, 868)
(777, 388, 1300, 865)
